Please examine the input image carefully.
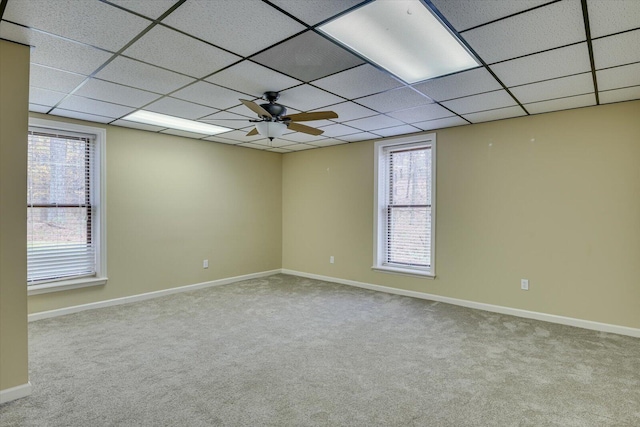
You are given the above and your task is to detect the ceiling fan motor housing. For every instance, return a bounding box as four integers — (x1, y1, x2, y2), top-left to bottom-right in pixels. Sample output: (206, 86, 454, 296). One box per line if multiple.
(260, 102, 287, 119)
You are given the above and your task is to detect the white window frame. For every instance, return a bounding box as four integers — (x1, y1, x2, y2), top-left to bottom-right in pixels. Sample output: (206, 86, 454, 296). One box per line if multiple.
(373, 134, 436, 278)
(27, 118, 108, 295)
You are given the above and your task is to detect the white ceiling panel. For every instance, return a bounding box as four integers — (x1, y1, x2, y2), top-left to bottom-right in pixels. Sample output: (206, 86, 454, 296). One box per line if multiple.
(412, 116, 469, 131)
(30, 65, 86, 93)
(111, 119, 167, 132)
(57, 95, 135, 118)
(344, 114, 405, 131)
(524, 93, 596, 114)
(312, 64, 403, 99)
(74, 79, 161, 107)
(337, 132, 380, 142)
(109, 0, 180, 20)
(268, 0, 364, 25)
(413, 67, 502, 102)
(279, 131, 329, 144)
(317, 124, 361, 138)
(463, 106, 527, 123)
(202, 135, 241, 145)
(279, 85, 344, 111)
(199, 111, 254, 130)
(50, 109, 114, 124)
(95, 56, 195, 94)
(162, 0, 305, 57)
(355, 87, 432, 113)
(144, 97, 219, 120)
(587, 0, 640, 38)
(599, 86, 640, 104)
(237, 142, 273, 151)
(387, 104, 453, 123)
(596, 62, 640, 91)
(160, 129, 210, 139)
(309, 140, 349, 148)
(0, 22, 113, 75)
(29, 87, 66, 107)
(213, 130, 254, 142)
(3, 0, 150, 51)
(432, 0, 551, 32)
(122, 25, 241, 79)
(29, 104, 51, 114)
(372, 125, 421, 138)
(462, 0, 585, 64)
(280, 143, 316, 151)
(490, 43, 591, 87)
(315, 102, 376, 122)
(592, 30, 640, 70)
(510, 73, 594, 104)
(267, 147, 293, 153)
(206, 61, 301, 97)
(442, 90, 516, 115)
(171, 82, 248, 110)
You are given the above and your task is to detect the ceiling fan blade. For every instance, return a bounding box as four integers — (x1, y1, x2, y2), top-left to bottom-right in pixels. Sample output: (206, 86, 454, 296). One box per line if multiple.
(246, 127, 259, 136)
(288, 122, 324, 136)
(240, 99, 272, 119)
(283, 111, 338, 122)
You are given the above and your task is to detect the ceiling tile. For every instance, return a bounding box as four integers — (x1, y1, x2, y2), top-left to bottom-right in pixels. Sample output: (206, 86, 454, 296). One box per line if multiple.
(337, 132, 379, 142)
(266, 147, 293, 153)
(442, 90, 516, 115)
(268, 0, 364, 25)
(247, 138, 294, 148)
(279, 85, 344, 111)
(372, 125, 421, 138)
(592, 30, 640, 70)
(206, 60, 301, 96)
(171, 82, 248, 109)
(160, 129, 209, 139)
(0, 22, 113, 75)
(252, 31, 364, 82)
(122, 25, 241, 79)
(144, 97, 218, 120)
(214, 129, 255, 142)
(490, 43, 591, 87)
(111, 119, 167, 132)
(413, 67, 502, 102)
(524, 93, 596, 114)
(29, 87, 66, 107)
(57, 95, 135, 118)
(317, 124, 361, 137)
(587, 0, 640, 38)
(315, 102, 376, 122)
(412, 116, 469, 131)
(237, 142, 272, 151)
(462, 0, 585, 63)
(387, 104, 454, 124)
(510, 73, 594, 104)
(280, 143, 316, 151)
(463, 106, 527, 123)
(312, 64, 403, 99)
(50, 109, 114, 124)
(29, 104, 51, 114)
(162, 0, 305, 57)
(596, 62, 640, 91)
(309, 140, 349, 147)
(202, 136, 242, 145)
(4, 0, 150, 51)
(74, 79, 161, 107)
(30, 65, 86, 93)
(355, 87, 432, 113)
(279, 131, 329, 144)
(108, 0, 180, 20)
(95, 56, 195, 94)
(199, 111, 254, 130)
(432, 0, 550, 32)
(599, 86, 640, 104)
(344, 115, 405, 131)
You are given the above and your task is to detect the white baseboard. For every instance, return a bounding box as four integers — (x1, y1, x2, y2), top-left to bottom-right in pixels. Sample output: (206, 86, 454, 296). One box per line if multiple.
(281, 269, 640, 338)
(29, 269, 281, 322)
(0, 382, 32, 404)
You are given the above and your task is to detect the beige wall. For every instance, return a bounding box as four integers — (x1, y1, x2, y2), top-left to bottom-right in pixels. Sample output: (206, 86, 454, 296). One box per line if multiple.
(0, 40, 30, 391)
(283, 101, 640, 329)
(28, 116, 282, 313)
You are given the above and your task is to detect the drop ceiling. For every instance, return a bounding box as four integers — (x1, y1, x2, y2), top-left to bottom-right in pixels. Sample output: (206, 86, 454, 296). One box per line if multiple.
(1, 0, 638, 153)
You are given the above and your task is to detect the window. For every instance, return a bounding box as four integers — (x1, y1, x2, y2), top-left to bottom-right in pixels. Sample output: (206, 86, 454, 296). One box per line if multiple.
(27, 118, 107, 294)
(374, 135, 435, 277)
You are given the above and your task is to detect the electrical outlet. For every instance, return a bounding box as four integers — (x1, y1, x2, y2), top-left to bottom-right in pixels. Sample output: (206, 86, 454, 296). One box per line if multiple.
(330, 256, 334, 264)
(521, 279, 529, 290)
(203, 259, 209, 269)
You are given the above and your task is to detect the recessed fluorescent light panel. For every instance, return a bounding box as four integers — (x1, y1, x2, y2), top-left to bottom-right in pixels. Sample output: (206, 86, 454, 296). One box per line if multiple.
(123, 110, 231, 135)
(319, 0, 479, 84)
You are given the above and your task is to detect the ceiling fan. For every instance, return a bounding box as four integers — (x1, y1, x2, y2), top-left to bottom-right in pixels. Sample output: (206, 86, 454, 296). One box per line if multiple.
(207, 91, 338, 141)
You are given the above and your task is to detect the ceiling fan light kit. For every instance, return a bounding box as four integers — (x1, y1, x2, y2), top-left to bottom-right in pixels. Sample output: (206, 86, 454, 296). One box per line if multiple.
(256, 121, 287, 141)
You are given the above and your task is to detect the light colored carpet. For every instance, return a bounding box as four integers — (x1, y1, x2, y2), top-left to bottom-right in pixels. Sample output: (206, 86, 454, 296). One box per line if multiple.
(1, 274, 639, 426)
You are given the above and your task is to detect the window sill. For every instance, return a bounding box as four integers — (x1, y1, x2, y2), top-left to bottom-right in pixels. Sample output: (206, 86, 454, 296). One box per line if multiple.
(372, 266, 435, 279)
(28, 277, 108, 296)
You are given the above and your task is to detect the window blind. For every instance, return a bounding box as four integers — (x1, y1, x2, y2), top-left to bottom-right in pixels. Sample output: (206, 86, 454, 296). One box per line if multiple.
(27, 129, 96, 284)
(385, 146, 431, 268)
